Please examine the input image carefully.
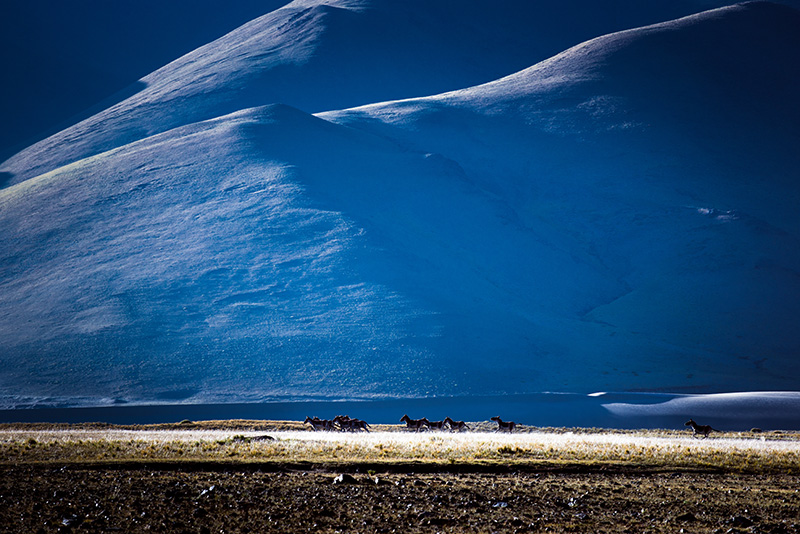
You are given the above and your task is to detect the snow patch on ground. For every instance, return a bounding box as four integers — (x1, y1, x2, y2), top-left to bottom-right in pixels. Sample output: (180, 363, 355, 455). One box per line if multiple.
(604, 392, 800, 423)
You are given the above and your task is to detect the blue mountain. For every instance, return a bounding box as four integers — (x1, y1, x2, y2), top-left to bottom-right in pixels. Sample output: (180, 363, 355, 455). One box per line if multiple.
(2, 0, 788, 182)
(0, 1, 798, 408)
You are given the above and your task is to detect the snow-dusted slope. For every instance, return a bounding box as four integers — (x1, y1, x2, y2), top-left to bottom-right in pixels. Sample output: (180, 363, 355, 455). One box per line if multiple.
(324, 2, 800, 253)
(0, 0, 288, 160)
(1, 2, 799, 407)
(0, 0, 778, 186)
(0, 103, 625, 405)
(322, 1, 800, 389)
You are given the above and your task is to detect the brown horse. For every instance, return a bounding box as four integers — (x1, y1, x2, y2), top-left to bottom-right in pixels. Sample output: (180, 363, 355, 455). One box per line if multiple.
(685, 419, 715, 438)
(303, 416, 334, 431)
(333, 414, 354, 431)
(426, 419, 447, 431)
(491, 416, 516, 433)
(444, 417, 470, 432)
(400, 414, 429, 432)
(334, 414, 370, 432)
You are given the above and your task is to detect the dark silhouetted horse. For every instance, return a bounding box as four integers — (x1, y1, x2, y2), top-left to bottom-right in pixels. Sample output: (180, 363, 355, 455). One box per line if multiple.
(491, 416, 516, 433)
(400, 414, 429, 432)
(304, 416, 334, 431)
(685, 419, 715, 438)
(444, 417, 470, 432)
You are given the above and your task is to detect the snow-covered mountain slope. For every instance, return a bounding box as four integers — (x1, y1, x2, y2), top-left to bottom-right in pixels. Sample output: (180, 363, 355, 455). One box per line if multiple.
(0, 103, 625, 404)
(0, 0, 781, 186)
(1, 2, 799, 407)
(325, 2, 800, 186)
(321, 1, 800, 387)
(323, 2, 800, 246)
(0, 0, 287, 160)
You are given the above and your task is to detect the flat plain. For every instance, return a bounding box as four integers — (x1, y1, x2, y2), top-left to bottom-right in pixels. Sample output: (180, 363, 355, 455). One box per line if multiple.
(1, 420, 798, 533)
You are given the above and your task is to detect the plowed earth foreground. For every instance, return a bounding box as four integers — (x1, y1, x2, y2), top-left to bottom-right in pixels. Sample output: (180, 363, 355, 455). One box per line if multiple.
(2, 464, 799, 534)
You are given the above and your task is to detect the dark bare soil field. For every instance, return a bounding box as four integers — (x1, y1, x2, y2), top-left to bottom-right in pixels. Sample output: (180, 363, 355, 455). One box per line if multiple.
(2, 464, 799, 533)
(1, 421, 798, 533)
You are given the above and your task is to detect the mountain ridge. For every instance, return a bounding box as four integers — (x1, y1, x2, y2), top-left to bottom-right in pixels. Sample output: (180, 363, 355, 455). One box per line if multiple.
(1, 2, 799, 407)
(5, 0, 794, 185)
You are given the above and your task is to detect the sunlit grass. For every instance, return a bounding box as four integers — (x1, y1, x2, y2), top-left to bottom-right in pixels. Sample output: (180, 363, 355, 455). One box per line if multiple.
(2, 425, 799, 472)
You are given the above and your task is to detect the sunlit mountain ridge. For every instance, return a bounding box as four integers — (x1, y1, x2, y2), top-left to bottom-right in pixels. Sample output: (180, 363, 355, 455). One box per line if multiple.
(0, 1, 798, 410)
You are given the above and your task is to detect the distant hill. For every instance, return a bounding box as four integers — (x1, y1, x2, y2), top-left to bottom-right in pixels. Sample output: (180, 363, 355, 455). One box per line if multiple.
(3, 0, 790, 180)
(0, 2, 798, 408)
(324, 1, 800, 392)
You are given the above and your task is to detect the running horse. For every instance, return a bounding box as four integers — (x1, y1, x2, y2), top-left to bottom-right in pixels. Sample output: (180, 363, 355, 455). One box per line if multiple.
(400, 414, 429, 432)
(685, 419, 715, 438)
(303, 416, 334, 431)
(444, 417, 470, 432)
(345, 418, 370, 432)
(491, 416, 516, 433)
(426, 419, 447, 431)
(334, 414, 370, 432)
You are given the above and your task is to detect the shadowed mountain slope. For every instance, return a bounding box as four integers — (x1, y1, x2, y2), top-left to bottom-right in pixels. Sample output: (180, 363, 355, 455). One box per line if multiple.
(322, 1, 800, 388)
(0, 103, 619, 405)
(1, 3, 799, 407)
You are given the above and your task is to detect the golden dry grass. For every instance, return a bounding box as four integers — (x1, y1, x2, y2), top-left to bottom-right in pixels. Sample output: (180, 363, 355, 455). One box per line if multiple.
(1, 422, 798, 473)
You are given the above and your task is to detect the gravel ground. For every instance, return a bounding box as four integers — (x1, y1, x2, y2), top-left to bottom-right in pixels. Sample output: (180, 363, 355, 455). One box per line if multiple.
(1, 463, 799, 533)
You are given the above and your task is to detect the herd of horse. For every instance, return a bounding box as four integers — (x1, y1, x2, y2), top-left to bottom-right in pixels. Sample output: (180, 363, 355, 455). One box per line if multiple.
(303, 414, 517, 433)
(304, 415, 719, 437)
(303, 414, 370, 432)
